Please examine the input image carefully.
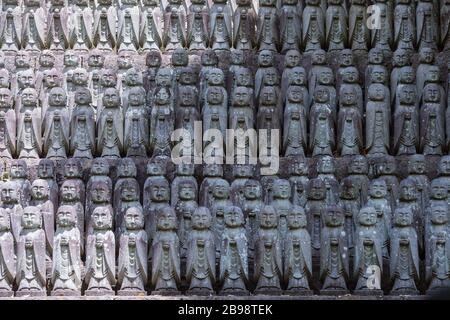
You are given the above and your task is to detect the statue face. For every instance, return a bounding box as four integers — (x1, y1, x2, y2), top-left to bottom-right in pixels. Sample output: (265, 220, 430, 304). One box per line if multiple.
(260, 206, 277, 227)
(273, 180, 291, 199)
(39, 52, 55, 68)
(409, 156, 425, 174)
(0, 71, 10, 88)
(72, 69, 88, 85)
(92, 159, 109, 175)
(368, 48, 383, 64)
(340, 87, 356, 105)
(400, 181, 417, 201)
(121, 183, 138, 201)
(427, 68, 440, 83)
(0, 210, 10, 231)
(324, 206, 344, 227)
(393, 50, 408, 66)
(314, 87, 330, 103)
(125, 70, 143, 86)
(75, 89, 91, 105)
(381, 157, 396, 174)
(230, 50, 244, 65)
(289, 67, 306, 85)
(419, 48, 434, 63)
(318, 156, 334, 173)
(44, 71, 61, 88)
(236, 70, 252, 86)
(61, 182, 78, 202)
(261, 87, 276, 105)
(439, 157, 450, 175)
(18, 72, 35, 90)
(155, 87, 170, 105)
(342, 68, 358, 83)
(224, 207, 244, 227)
(288, 207, 307, 228)
(179, 183, 195, 200)
(64, 51, 79, 67)
(358, 207, 377, 226)
(399, 86, 415, 104)
(258, 51, 274, 67)
(118, 53, 132, 69)
(0, 89, 12, 108)
(103, 89, 120, 108)
(192, 208, 211, 229)
(129, 88, 145, 105)
(233, 87, 250, 106)
(206, 87, 224, 105)
(92, 208, 112, 229)
(368, 84, 385, 101)
(234, 165, 252, 177)
(146, 51, 162, 67)
(100, 71, 117, 87)
(15, 52, 30, 68)
(400, 67, 415, 84)
(64, 160, 82, 178)
(291, 159, 308, 175)
(11, 161, 26, 178)
(431, 181, 447, 199)
(370, 68, 386, 84)
(340, 181, 357, 199)
(157, 207, 177, 231)
(57, 206, 76, 228)
(423, 85, 440, 103)
(431, 206, 448, 225)
(208, 69, 224, 86)
(180, 70, 195, 85)
(309, 180, 325, 199)
(312, 50, 326, 64)
(150, 181, 169, 201)
(172, 50, 188, 66)
(38, 161, 54, 178)
(244, 181, 261, 199)
(204, 164, 222, 176)
(179, 88, 195, 106)
(285, 50, 301, 68)
(32, 180, 49, 200)
(156, 69, 172, 86)
(394, 208, 412, 227)
(119, 160, 136, 177)
(21, 88, 38, 106)
(213, 181, 229, 199)
(349, 156, 368, 174)
(88, 52, 104, 67)
(125, 208, 144, 230)
(263, 70, 279, 86)
(202, 50, 218, 66)
(369, 180, 387, 198)
(1, 183, 17, 203)
(318, 70, 333, 85)
(340, 50, 353, 67)
(92, 184, 110, 203)
(22, 207, 41, 229)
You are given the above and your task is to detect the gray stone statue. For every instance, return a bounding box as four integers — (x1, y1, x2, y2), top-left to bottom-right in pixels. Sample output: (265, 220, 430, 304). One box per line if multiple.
(114, 159, 140, 230)
(242, 179, 263, 264)
(365, 84, 390, 155)
(143, 175, 170, 243)
(346, 155, 370, 204)
(63, 158, 86, 207)
(93, 0, 117, 52)
(302, 0, 325, 52)
(70, 88, 96, 159)
(416, 0, 438, 50)
(441, 0, 450, 50)
(47, 3, 69, 52)
(257, 0, 279, 52)
(306, 178, 327, 252)
(0, 88, 16, 159)
(117, 0, 140, 52)
(270, 179, 292, 247)
(348, 0, 369, 51)
(233, 0, 256, 51)
(9, 159, 31, 208)
(162, 0, 187, 51)
(325, 0, 347, 51)
(279, 0, 301, 53)
(209, 0, 232, 51)
(69, 0, 93, 52)
(150, 86, 174, 157)
(422, 83, 445, 155)
(337, 85, 363, 156)
(140, 0, 163, 52)
(394, 0, 416, 52)
(186, 0, 208, 51)
(289, 158, 309, 208)
(86, 159, 113, 227)
(0, 209, 15, 296)
(339, 177, 360, 254)
(370, 0, 393, 52)
(309, 87, 335, 157)
(283, 86, 308, 157)
(416, 47, 436, 102)
(17, 88, 42, 159)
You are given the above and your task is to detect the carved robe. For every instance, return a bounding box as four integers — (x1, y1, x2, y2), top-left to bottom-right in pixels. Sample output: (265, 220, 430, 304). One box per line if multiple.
(43, 107, 70, 159)
(0, 109, 16, 159)
(140, 5, 163, 51)
(118, 230, 148, 292)
(97, 108, 124, 158)
(0, 230, 15, 293)
(70, 105, 96, 159)
(152, 228, 180, 292)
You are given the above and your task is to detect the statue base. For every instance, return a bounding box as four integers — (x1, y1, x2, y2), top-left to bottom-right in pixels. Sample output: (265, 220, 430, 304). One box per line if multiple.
(390, 289, 419, 296)
(150, 289, 181, 296)
(117, 290, 146, 296)
(186, 288, 215, 296)
(84, 289, 115, 296)
(0, 290, 14, 297)
(218, 289, 249, 296)
(51, 290, 81, 296)
(254, 288, 283, 295)
(354, 289, 383, 296)
(16, 290, 46, 297)
(320, 289, 349, 296)
(283, 289, 314, 296)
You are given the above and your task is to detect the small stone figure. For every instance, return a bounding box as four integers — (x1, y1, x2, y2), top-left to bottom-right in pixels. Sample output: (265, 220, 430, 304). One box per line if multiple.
(394, 0, 416, 52)
(377, 156, 400, 211)
(117, 5, 140, 52)
(408, 155, 430, 218)
(0, 209, 15, 297)
(365, 84, 390, 155)
(254, 205, 283, 294)
(63, 158, 86, 207)
(70, 88, 96, 159)
(143, 175, 170, 242)
(346, 155, 370, 204)
(51, 205, 82, 296)
(441, 0, 450, 50)
(302, 0, 325, 52)
(186, 207, 216, 295)
(257, 0, 279, 52)
(124, 87, 150, 158)
(69, 0, 93, 52)
(150, 86, 174, 157)
(140, 0, 163, 52)
(325, 0, 347, 51)
(422, 83, 445, 155)
(1, 181, 24, 242)
(390, 207, 420, 295)
(186, 0, 208, 51)
(210, 179, 232, 255)
(117, 207, 148, 295)
(309, 87, 335, 157)
(199, 163, 224, 207)
(353, 206, 383, 294)
(279, 0, 301, 53)
(230, 164, 254, 207)
(151, 206, 180, 294)
(209, 0, 233, 51)
(348, 0, 369, 51)
(17, 88, 42, 159)
(339, 177, 360, 254)
(416, 0, 438, 50)
(232, 0, 256, 51)
(320, 205, 349, 295)
(283, 206, 313, 295)
(86, 159, 113, 227)
(337, 86, 363, 156)
(219, 206, 249, 295)
(416, 48, 436, 101)
(370, 0, 393, 52)
(242, 179, 263, 263)
(15, 206, 46, 297)
(93, 0, 117, 52)
(0, 88, 16, 159)
(9, 159, 31, 208)
(270, 179, 292, 246)
(305, 178, 327, 252)
(162, 0, 187, 51)
(283, 86, 307, 157)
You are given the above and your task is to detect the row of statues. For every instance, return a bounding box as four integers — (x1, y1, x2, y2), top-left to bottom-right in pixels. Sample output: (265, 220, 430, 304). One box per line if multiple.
(2, 46, 450, 159)
(0, 154, 449, 296)
(1, 0, 450, 53)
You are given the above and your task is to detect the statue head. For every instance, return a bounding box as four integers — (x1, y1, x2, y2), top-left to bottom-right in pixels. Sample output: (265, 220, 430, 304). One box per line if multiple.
(324, 205, 344, 227)
(91, 158, 110, 175)
(21, 88, 38, 107)
(176, 162, 194, 176)
(72, 68, 88, 86)
(430, 205, 449, 225)
(203, 163, 223, 177)
(156, 206, 177, 231)
(149, 177, 170, 202)
(407, 155, 425, 175)
(370, 66, 387, 84)
(307, 178, 326, 200)
(260, 86, 277, 106)
(285, 50, 301, 68)
(206, 86, 224, 105)
(171, 48, 189, 67)
(398, 85, 416, 105)
(399, 66, 415, 85)
(379, 156, 397, 175)
(393, 207, 412, 227)
(339, 49, 354, 67)
(120, 180, 139, 202)
(39, 50, 56, 68)
(64, 158, 82, 178)
(341, 66, 359, 84)
(318, 69, 334, 85)
(60, 180, 80, 202)
(128, 87, 146, 106)
(257, 50, 274, 67)
(125, 68, 143, 87)
(233, 164, 253, 178)
(369, 179, 387, 198)
(118, 158, 137, 178)
(56, 205, 77, 228)
(287, 206, 306, 229)
(313, 86, 330, 103)
(154, 86, 171, 105)
(92, 206, 112, 230)
(431, 179, 447, 200)
(15, 52, 31, 69)
(179, 67, 197, 85)
(179, 86, 197, 106)
(18, 70, 36, 90)
(311, 49, 326, 65)
(0, 88, 12, 109)
(340, 177, 358, 200)
(263, 68, 280, 86)
(340, 86, 357, 106)
(392, 49, 410, 67)
(178, 180, 196, 201)
(88, 49, 105, 68)
(317, 156, 335, 174)
(233, 86, 251, 106)
(10, 159, 27, 178)
(224, 206, 244, 228)
(425, 65, 440, 84)
(125, 207, 144, 230)
(0, 69, 10, 88)
(147, 160, 166, 176)
(91, 181, 111, 203)
(423, 83, 440, 103)
(235, 68, 253, 87)
(399, 178, 417, 201)
(201, 49, 218, 66)
(230, 49, 244, 65)
(418, 47, 435, 64)
(273, 179, 291, 199)
(118, 52, 133, 69)
(212, 179, 229, 199)
(43, 69, 62, 89)
(0, 209, 11, 231)
(368, 83, 385, 101)
(1, 181, 18, 204)
(260, 205, 278, 228)
(63, 50, 79, 67)
(155, 68, 173, 87)
(146, 50, 162, 68)
(357, 206, 377, 227)
(192, 207, 212, 230)
(22, 206, 42, 229)
(244, 179, 261, 200)
(38, 159, 55, 179)
(102, 88, 120, 108)
(74, 87, 92, 105)
(438, 156, 450, 176)
(288, 67, 307, 86)
(290, 158, 308, 175)
(207, 68, 225, 86)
